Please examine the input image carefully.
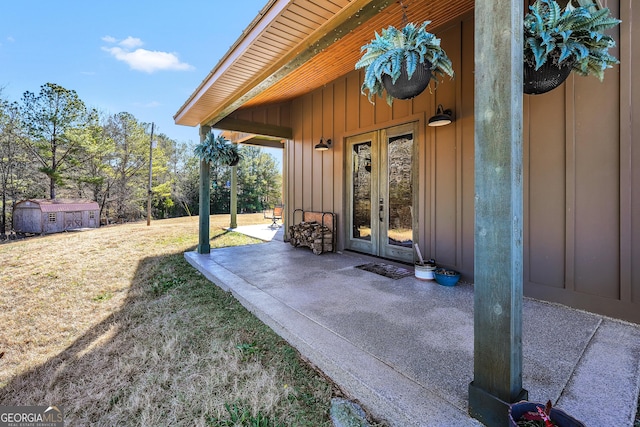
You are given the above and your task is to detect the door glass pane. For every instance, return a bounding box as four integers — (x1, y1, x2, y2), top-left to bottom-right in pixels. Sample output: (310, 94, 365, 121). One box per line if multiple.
(387, 134, 413, 247)
(352, 141, 372, 241)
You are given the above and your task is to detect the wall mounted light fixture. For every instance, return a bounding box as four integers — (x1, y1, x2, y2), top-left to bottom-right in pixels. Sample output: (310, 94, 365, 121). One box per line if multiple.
(428, 105, 454, 127)
(315, 138, 332, 151)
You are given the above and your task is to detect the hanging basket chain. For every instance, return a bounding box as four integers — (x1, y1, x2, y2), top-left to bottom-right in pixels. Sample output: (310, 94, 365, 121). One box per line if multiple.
(399, 0, 408, 25)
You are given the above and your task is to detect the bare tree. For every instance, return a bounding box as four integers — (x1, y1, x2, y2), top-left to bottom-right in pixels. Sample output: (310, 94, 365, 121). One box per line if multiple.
(0, 96, 33, 237)
(102, 112, 149, 222)
(65, 110, 115, 218)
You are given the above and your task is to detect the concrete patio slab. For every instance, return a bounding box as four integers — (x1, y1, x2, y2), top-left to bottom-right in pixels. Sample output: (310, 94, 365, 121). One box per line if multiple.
(185, 238, 640, 426)
(228, 223, 284, 242)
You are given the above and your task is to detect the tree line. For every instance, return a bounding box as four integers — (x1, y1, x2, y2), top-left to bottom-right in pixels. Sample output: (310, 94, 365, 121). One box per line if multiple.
(0, 83, 282, 238)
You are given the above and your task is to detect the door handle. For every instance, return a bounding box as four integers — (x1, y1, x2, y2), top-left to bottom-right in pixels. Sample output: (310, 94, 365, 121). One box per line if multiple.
(379, 198, 384, 222)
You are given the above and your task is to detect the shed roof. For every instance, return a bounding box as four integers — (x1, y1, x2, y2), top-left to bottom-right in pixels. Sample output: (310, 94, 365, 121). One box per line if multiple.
(16, 199, 100, 213)
(174, 0, 474, 130)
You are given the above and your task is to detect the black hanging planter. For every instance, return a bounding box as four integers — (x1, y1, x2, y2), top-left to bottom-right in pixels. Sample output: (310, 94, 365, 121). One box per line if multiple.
(523, 57, 575, 95)
(382, 61, 432, 100)
(227, 152, 240, 167)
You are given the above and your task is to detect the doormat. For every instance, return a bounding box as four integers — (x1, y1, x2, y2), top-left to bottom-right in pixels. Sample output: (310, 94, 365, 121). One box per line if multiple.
(355, 262, 413, 280)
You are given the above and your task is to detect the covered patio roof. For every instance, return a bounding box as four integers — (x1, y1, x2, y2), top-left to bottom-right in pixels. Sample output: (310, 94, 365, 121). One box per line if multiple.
(180, 1, 610, 424)
(173, 0, 473, 131)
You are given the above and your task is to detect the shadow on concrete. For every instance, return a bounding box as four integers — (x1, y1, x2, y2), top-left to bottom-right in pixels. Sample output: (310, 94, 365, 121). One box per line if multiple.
(186, 239, 640, 426)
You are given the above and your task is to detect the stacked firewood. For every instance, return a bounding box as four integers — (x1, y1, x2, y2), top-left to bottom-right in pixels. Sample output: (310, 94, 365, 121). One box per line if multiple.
(289, 221, 333, 255)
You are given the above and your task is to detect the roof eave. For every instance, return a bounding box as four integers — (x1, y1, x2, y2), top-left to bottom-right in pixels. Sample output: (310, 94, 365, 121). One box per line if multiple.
(173, 0, 283, 126)
(174, 0, 394, 129)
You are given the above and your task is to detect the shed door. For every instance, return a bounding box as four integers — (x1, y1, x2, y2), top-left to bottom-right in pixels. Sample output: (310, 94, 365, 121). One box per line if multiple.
(345, 122, 417, 263)
(65, 211, 82, 230)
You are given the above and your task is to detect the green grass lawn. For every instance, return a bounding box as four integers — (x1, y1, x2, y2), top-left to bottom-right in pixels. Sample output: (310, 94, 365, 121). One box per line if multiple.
(0, 215, 342, 426)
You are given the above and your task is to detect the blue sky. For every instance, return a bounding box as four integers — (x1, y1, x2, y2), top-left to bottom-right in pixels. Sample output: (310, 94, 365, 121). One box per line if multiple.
(0, 0, 269, 146)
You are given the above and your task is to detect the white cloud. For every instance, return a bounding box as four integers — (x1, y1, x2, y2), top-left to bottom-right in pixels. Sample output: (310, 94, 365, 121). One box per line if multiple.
(7, 36, 14, 42)
(102, 46, 193, 73)
(101, 36, 193, 73)
(119, 36, 143, 49)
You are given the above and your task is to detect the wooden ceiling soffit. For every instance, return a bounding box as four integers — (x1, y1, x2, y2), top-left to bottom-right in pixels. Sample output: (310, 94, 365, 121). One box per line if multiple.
(246, 0, 475, 108)
(215, 117, 293, 140)
(204, 0, 394, 129)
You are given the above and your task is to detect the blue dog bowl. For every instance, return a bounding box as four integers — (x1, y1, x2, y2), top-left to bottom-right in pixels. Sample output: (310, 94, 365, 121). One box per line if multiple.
(434, 268, 461, 286)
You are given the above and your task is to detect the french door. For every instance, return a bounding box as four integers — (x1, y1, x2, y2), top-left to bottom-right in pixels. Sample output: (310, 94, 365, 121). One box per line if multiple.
(345, 122, 417, 263)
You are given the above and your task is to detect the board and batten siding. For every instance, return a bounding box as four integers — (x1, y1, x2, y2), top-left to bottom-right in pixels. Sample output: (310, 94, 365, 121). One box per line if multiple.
(226, 1, 639, 323)
(522, 0, 638, 321)
(231, 16, 474, 277)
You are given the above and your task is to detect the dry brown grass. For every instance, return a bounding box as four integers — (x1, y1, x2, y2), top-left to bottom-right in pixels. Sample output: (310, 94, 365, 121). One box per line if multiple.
(0, 214, 336, 426)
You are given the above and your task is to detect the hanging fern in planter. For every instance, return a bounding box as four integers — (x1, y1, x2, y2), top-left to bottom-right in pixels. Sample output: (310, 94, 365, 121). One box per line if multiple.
(523, 0, 620, 93)
(194, 133, 240, 167)
(355, 21, 454, 105)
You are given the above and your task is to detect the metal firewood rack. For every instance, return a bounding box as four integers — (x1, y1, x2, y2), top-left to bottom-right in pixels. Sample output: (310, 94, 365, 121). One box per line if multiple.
(289, 209, 336, 254)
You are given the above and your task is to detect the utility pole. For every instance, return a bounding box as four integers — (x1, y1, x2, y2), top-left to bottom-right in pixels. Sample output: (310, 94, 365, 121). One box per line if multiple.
(147, 122, 154, 226)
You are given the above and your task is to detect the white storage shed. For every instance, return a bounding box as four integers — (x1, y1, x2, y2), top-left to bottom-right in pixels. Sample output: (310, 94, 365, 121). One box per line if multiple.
(13, 199, 100, 234)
